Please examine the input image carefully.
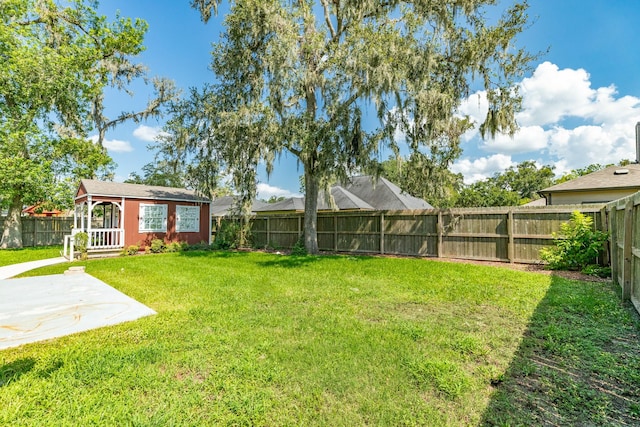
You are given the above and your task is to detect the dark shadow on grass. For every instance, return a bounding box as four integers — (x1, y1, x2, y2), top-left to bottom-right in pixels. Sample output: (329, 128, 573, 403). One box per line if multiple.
(0, 357, 36, 387)
(177, 249, 251, 258)
(480, 276, 640, 426)
(257, 255, 322, 268)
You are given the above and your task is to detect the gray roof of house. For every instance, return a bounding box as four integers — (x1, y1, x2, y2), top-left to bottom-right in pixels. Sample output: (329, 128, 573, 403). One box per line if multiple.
(211, 197, 269, 216)
(539, 164, 640, 194)
(256, 197, 305, 212)
(255, 186, 375, 213)
(79, 179, 210, 202)
(317, 186, 375, 210)
(342, 176, 433, 210)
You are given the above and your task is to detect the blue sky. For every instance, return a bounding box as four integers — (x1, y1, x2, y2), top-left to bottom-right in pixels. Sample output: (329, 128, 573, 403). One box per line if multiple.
(97, 1, 640, 199)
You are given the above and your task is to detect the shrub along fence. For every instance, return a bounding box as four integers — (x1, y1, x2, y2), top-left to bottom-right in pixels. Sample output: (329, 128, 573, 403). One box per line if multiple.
(246, 205, 606, 264)
(607, 192, 640, 314)
(0, 216, 73, 247)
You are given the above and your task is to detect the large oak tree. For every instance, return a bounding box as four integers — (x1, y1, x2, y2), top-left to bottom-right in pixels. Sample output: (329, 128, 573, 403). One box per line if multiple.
(0, 0, 177, 248)
(175, 0, 535, 253)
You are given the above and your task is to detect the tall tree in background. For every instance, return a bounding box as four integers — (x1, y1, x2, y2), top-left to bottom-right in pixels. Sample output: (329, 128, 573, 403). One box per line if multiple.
(380, 155, 464, 208)
(0, 0, 177, 248)
(181, 0, 534, 253)
(456, 160, 554, 207)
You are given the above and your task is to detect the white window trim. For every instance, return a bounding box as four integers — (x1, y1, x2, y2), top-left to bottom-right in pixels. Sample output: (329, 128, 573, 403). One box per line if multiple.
(176, 205, 200, 233)
(139, 204, 168, 233)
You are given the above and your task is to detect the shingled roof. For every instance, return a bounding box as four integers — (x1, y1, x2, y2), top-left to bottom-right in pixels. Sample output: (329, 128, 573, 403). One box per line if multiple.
(342, 176, 433, 210)
(539, 164, 640, 194)
(78, 179, 210, 203)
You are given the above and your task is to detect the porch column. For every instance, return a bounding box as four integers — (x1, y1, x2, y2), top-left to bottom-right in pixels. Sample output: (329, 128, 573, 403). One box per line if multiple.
(80, 202, 85, 231)
(120, 197, 125, 246)
(87, 196, 92, 235)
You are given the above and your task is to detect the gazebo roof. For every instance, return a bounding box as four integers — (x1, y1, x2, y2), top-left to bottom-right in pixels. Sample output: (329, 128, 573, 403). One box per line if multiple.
(77, 179, 210, 203)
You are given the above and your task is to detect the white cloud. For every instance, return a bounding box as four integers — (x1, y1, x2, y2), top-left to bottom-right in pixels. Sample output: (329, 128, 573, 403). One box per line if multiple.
(256, 182, 301, 200)
(133, 125, 167, 142)
(517, 62, 595, 126)
(457, 61, 640, 180)
(89, 135, 133, 153)
(451, 154, 514, 184)
(479, 125, 549, 154)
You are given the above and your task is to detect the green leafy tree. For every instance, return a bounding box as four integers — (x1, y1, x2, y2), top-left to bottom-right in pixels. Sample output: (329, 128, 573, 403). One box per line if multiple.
(494, 160, 554, 202)
(456, 161, 554, 207)
(380, 155, 463, 208)
(0, 0, 178, 248)
(125, 160, 186, 188)
(176, 0, 535, 253)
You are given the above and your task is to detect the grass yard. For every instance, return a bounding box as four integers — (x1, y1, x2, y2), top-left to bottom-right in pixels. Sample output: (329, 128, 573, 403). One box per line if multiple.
(0, 246, 62, 266)
(1, 250, 639, 426)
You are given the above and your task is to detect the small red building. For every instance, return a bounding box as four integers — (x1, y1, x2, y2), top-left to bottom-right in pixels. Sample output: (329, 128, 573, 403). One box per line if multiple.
(64, 180, 211, 258)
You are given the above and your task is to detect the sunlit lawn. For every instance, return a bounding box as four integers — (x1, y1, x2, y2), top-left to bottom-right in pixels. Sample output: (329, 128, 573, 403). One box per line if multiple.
(1, 250, 638, 425)
(0, 246, 62, 267)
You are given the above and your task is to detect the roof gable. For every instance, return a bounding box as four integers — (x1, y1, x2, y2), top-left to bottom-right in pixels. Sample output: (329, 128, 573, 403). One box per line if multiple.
(342, 176, 433, 210)
(78, 179, 210, 203)
(540, 164, 640, 194)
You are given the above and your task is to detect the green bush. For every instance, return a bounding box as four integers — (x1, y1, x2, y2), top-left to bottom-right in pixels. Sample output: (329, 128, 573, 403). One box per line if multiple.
(213, 220, 246, 250)
(539, 211, 609, 273)
(166, 242, 184, 253)
(122, 245, 140, 256)
(291, 236, 307, 256)
(150, 238, 166, 254)
(74, 232, 89, 260)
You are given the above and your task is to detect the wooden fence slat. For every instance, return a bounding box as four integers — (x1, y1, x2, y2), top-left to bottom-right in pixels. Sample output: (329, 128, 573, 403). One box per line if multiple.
(239, 205, 606, 264)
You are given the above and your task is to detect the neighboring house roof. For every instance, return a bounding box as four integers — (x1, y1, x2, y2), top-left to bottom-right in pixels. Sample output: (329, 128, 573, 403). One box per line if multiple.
(256, 197, 306, 213)
(522, 198, 547, 207)
(22, 204, 64, 217)
(342, 175, 433, 210)
(211, 197, 270, 216)
(252, 175, 431, 214)
(319, 185, 375, 211)
(78, 179, 210, 203)
(539, 164, 640, 194)
(256, 186, 376, 213)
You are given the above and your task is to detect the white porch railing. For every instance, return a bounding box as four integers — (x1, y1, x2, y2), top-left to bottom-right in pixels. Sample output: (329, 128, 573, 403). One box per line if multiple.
(63, 228, 124, 260)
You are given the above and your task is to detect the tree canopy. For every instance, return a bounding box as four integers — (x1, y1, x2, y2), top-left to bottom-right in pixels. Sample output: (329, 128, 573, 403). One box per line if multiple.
(169, 0, 535, 253)
(456, 161, 555, 207)
(0, 0, 177, 248)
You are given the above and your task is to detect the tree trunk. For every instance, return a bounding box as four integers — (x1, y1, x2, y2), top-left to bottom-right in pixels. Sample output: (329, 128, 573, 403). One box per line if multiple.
(1, 196, 24, 249)
(303, 168, 319, 254)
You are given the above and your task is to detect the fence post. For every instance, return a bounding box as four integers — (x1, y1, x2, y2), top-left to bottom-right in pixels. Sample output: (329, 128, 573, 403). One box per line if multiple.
(266, 217, 270, 248)
(622, 198, 634, 301)
(437, 210, 443, 258)
(333, 214, 338, 252)
(599, 206, 610, 266)
(507, 209, 515, 263)
(609, 204, 619, 288)
(380, 212, 385, 255)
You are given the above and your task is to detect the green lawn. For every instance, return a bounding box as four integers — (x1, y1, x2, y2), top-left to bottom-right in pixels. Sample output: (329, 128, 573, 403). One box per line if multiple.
(0, 246, 62, 267)
(1, 251, 638, 426)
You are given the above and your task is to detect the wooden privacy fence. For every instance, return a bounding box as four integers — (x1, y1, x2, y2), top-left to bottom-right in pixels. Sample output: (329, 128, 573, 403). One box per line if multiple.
(246, 205, 606, 264)
(0, 216, 73, 247)
(607, 192, 640, 314)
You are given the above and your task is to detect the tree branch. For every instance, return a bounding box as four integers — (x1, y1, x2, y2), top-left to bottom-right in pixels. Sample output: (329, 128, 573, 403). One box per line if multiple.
(320, 0, 336, 39)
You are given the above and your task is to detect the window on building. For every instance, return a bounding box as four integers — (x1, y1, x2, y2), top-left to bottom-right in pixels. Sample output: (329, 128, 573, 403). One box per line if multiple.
(176, 205, 200, 232)
(139, 204, 168, 232)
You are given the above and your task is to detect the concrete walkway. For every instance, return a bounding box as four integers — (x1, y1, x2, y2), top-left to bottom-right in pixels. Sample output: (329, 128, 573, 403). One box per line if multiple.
(0, 271, 156, 350)
(0, 257, 67, 280)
